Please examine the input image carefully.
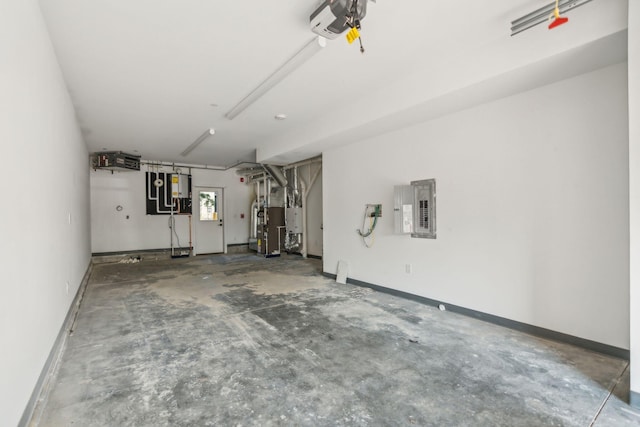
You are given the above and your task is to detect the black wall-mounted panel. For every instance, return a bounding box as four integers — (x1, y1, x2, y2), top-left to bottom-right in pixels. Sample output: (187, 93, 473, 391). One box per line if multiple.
(145, 172, 192, 215)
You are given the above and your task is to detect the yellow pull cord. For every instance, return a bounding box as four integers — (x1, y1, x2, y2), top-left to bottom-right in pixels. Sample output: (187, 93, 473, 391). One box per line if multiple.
(551, 0, 561, 20)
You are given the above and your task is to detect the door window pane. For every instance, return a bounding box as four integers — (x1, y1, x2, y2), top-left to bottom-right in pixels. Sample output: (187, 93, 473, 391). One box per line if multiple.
(199, 191, 217, 221)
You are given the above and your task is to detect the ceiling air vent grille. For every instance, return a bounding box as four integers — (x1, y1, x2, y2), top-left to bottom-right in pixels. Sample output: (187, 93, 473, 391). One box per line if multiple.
(92, 151, 140, 171)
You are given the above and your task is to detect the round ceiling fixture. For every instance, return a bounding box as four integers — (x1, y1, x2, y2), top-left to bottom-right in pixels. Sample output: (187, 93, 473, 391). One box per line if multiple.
(274, 114, 288, 121)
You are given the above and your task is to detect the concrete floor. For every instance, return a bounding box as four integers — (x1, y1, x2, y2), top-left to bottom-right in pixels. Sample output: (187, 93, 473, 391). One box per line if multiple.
(34, 253, 640, 426)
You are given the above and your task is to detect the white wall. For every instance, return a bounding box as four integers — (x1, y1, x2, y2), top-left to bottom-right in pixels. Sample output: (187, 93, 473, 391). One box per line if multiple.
(191, 167, 253, 248)
(289, 162, 323, 258)
(90, 166, 252, 253)
(306, 166, 323, 257)
(629, 0, 640, 406)
(323, 63, 629, 349)
(0, 1, 91, 425)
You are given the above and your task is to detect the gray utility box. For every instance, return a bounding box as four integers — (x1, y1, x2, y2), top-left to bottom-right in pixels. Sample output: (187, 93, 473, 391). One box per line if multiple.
(286, 207, 303, 234)
(394, 179, 436, 239)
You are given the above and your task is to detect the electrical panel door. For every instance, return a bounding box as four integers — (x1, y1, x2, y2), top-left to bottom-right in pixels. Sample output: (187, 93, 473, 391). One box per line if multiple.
(394, 179, 436, 239)
(394, 185, 414, 234)
(411, 179, 436, 239)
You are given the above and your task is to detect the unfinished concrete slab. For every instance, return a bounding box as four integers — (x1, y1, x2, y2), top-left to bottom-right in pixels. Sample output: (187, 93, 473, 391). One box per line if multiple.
(34, 254, 639, 426)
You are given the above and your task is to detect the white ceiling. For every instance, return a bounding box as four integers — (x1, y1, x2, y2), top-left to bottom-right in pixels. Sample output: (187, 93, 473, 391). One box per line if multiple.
(39, 0, 629, 167)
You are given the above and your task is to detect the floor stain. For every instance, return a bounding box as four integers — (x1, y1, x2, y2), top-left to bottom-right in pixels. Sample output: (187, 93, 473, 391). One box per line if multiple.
(34, 253, 640, 427)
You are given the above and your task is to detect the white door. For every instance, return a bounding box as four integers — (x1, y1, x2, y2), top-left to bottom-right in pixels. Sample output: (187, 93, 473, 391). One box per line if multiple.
(193, 187, 224, 254)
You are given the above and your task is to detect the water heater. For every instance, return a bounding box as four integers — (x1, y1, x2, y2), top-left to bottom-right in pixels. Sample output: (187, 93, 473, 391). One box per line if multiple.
(171, 174, 189, 199)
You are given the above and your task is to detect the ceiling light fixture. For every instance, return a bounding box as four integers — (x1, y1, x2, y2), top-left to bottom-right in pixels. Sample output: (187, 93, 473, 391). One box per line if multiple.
(511, 0, 593, 36)
(180, 128, 215, 157)
(274, 114, 288, 120)
(225, 36, 327, 120)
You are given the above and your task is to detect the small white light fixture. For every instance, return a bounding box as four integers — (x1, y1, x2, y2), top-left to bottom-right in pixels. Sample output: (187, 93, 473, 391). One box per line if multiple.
(225, 36, 327, 120)
(180, 128, 215, 157)
(274, 114, 288, 121)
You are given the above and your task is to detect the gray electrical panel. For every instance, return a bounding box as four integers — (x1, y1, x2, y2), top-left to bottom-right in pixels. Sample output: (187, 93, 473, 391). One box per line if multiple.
(394, 179, 436, 239)
(286, 207, 303, 234)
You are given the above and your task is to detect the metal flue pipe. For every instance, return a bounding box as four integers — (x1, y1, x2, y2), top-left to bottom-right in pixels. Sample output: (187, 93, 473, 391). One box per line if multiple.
(262, 164, 288, 188)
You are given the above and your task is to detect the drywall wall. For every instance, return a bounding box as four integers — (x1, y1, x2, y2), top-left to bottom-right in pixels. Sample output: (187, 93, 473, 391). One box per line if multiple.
(323, 63, 629, 349)
(190, 167, 253, 248)
(90, 166, 252, 253)
(289, 162, 323, 258)
(0, 1, 91, 425)
(257, 1, 629, 165)
(629, 0, 640, 407)
(305, 165, 323, 257)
